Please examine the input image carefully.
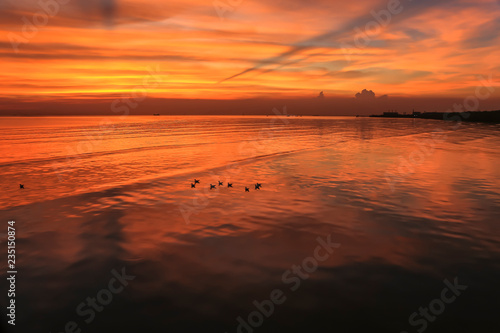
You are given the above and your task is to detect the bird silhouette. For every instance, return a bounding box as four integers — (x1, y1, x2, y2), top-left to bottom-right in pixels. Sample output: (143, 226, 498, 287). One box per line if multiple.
(194, 179, 200, 184)
(210, 184, 216, 190)
(19, 184, 24, 189)
(255, 183, 262, 190)
(245, 187, 250, 192)
(191, 183, 196, 188)
(218, 181, 223, 186)
(227, 183, 233, 188)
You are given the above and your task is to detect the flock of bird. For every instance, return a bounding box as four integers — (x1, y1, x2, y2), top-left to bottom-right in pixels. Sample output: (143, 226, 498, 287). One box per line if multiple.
(19, 181, 263, 192)
(191, 179, 262, 192)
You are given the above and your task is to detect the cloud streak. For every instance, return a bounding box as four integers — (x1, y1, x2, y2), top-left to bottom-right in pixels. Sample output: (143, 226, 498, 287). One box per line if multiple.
(219, 0, 461, 82)
(0, 0, 498, 104)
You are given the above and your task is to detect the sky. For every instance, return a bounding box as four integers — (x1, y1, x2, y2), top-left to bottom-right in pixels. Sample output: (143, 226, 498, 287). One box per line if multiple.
(0, 0, 499, 114)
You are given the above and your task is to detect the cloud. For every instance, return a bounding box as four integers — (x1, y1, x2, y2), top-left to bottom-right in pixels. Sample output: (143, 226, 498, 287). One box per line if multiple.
(0, 51, 204, 62)
(1, 0, 498, 102)
(219, 0, 458, 82)
(77, 0, 116, 26)
(355, 89, 376, 100)
(404, 28, 433, 41)
(462, 18, 500, 49)
(0, 0, 181, 28)
(326, 68, 431, 84)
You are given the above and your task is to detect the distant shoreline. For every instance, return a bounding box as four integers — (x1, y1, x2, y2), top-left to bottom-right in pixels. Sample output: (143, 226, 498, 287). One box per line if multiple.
(0, 114, 356, 117)
(1, 111, 499, 122)
(370, 110, 500, 123)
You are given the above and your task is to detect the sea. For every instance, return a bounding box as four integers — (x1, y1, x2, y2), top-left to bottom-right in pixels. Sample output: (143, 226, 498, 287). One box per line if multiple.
(0, 115, 499, 332)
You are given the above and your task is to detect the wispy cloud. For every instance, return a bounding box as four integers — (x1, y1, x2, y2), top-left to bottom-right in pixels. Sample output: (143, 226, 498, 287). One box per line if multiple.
(0, 0, 498, 103)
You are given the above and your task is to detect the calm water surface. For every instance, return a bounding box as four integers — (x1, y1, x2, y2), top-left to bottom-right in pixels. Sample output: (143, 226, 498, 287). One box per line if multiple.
(0, 116, 499, 332)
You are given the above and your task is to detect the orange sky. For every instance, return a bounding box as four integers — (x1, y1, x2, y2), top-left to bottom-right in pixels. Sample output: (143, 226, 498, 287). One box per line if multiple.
(0, 0, 499, 108)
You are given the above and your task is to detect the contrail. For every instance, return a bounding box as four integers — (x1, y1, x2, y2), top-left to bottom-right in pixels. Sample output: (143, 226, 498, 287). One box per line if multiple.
(218, 0, 454, 83)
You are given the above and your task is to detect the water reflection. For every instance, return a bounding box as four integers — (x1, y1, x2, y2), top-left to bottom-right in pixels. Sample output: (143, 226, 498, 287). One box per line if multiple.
(0, 116, 499, 332)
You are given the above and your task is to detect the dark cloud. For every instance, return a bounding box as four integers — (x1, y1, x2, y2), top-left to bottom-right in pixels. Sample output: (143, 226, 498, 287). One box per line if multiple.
(0, 42, 252, 64)
(265, 0, 355, 11)
(463, 18, 500, 49)
(375, 69, 432, 84)
(0, 0, 177, 28)
(220, 0, 458, 82)
(0, 51, 204, 62)
(327, 68, 431, 84)
(0, 41, 94, 52)
(77, 0, 116, 26)
(355, 89, 376, 100)
(404, 28, 433, 41)
(326, 70, 365, 79)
